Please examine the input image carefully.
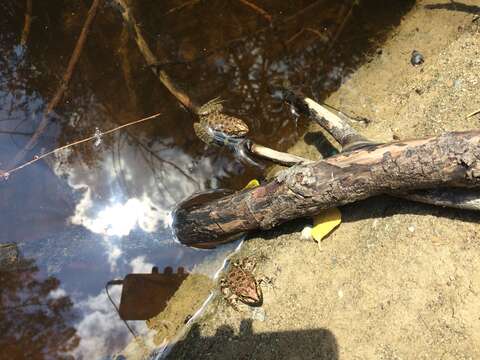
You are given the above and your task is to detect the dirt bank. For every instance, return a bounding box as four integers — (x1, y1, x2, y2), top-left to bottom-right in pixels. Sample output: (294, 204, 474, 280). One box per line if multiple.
(168, 2, 480, 359)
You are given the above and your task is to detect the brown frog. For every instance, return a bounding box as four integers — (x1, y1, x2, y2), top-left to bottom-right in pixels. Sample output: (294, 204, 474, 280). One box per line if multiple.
(194, 98, 249, 147)
(220, 257, 263, 310)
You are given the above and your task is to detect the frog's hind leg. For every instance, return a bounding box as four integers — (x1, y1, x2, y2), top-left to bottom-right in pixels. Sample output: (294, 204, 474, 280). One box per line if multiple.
(193, 122, 213, 145)
(233, 140, 263, 168)
(198, 97, 225, 115)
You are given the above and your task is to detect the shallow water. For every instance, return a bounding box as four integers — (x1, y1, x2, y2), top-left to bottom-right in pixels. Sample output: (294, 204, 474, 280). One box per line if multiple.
(0, 0, 413, 358)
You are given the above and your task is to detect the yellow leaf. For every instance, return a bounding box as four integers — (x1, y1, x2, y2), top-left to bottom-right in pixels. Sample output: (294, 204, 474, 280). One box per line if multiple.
(311, 207, 342, 242)
(243, 179, 260, 189)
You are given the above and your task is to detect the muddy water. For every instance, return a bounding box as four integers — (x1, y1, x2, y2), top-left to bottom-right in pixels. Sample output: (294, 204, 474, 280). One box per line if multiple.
(0, 0, 413, 358)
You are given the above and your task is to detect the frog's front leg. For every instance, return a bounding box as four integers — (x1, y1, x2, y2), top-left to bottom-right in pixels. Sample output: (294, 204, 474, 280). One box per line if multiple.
(220, 280, 240, 311)
(257, 275, 275, 292)
(197, 97, 224, 115)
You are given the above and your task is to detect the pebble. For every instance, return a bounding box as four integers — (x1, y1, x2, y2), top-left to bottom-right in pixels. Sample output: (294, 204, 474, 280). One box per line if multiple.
(251, 307, 266, 322)
(411, 50, 424, 66)
(300, 226, 312, 240)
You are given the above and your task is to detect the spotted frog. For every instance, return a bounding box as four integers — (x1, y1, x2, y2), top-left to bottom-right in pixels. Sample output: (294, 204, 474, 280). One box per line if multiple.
(194, 98, 249, 147)
(220, 257, 263, 310)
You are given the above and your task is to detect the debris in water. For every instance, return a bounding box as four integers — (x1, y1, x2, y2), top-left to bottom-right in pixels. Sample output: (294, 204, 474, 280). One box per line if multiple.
(2, 172, 10, 181)
(93, 127, 103, 147)
(290, 104, 300, 118)
(410, 50, 424, 66)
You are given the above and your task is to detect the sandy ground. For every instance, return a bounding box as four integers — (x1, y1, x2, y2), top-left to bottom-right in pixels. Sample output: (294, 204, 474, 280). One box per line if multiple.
(167, 2, 480, 359)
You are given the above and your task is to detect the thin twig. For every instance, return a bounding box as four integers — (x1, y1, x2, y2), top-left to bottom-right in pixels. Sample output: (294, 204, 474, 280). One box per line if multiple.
(8, 0, 103, 170)
(0, 130, 34, 137)
(125, 129, 199, 187)
(162, 0, 201, 17)
(237, 0, 272, 23)
(466, 109, 480, 118)
(326, 0, 356, 56)
(136, 0, 329, 71)
(1, 113, 161, 179)
(20, 0, 33, 46)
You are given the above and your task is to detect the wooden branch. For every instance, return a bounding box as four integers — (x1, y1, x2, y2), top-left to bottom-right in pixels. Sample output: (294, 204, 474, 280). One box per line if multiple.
(285, 90, 480, 210)
(20, 0, 33, 46)
(6, 0, 103, 170)
(174, 131, 480, 245)
(114, 0, 199, 112)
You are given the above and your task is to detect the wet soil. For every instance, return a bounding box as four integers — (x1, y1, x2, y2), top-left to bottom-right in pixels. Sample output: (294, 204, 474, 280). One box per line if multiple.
(168, 2, 480, 359)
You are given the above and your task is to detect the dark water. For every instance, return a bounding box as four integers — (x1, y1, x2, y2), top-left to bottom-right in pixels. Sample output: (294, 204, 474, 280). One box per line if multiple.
(0, 0, 413, 358)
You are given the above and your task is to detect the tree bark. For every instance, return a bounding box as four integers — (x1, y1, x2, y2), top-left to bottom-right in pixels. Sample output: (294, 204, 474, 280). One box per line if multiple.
(284, 90, 480, 209)
(174, 131, 480, 246)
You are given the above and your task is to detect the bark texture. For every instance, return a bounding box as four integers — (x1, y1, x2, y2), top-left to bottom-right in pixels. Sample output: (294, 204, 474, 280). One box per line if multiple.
(174, 131, 480, 245)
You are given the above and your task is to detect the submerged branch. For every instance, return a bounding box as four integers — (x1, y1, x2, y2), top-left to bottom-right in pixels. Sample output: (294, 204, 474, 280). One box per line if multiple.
(20, 0, 33, 46)
(114, 0, 199, 112)
(1, 113, 161, 178)
(237, 0, 272, 23)
(7, 0, 103, 170)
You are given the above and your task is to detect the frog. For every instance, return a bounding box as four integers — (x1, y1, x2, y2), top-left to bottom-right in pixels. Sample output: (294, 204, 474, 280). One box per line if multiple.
(193, 98, 249, 147)
(220, 257, 263, 311)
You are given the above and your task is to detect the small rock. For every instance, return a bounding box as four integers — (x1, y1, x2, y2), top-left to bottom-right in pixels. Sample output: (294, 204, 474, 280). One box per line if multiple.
(251, 307, 266, 322)
(338, 289, 344, 299)
(410, 50, 424, 66)
(453, 79, 462, 89)
(408, 225, 415, 233)
(300, 225, 312, 240)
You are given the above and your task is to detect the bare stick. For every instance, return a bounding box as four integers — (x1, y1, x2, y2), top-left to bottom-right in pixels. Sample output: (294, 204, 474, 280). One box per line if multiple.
(326, 0, 356, 55)
(0, 113, 161, 179)
(20, 0, 33, 46)
(284, 90, 372, 149)
(248, 142, 312, 166)
(237, 0, 272, 23)
(7, 0, 103, 171)
(162, 0, 201, 17)
(467, 109, 480, 118)
(114, 0, 199, 112)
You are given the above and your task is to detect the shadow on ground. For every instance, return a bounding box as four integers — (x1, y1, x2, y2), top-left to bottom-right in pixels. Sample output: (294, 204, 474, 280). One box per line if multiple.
(167, 319, 338, 360)
(245, 192, 480, 245)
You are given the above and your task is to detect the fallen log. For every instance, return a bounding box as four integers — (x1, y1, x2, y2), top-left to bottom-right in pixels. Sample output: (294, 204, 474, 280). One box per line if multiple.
(284, 90, 480, 210)
(174, 131, 480, 246)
